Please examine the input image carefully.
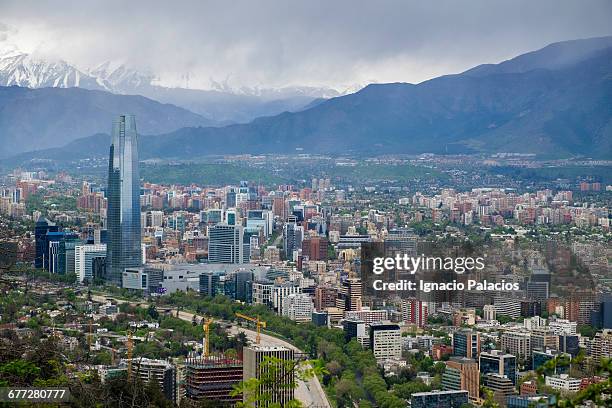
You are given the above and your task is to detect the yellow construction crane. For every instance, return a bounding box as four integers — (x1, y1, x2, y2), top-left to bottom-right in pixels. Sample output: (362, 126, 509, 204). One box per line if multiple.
(203, 318, 213, 357)
(87, 317, 93, 351)
(126, 331, 133, 380)
(235, 313, 266, 345)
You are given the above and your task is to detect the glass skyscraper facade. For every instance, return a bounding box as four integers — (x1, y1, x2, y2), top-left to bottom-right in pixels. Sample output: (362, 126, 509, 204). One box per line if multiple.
(106, 115, 142, 285)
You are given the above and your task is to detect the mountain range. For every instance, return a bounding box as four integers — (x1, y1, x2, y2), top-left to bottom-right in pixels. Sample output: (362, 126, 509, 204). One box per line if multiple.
(3, 36, 612, 161)
(0, 46, 339, 125)
(0, 85, 215, 156)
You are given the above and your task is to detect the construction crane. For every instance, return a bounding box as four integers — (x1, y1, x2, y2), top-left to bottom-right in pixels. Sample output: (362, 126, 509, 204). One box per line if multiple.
(87, 317, 94, 351)
(203, 318, 213, 357)
(126, 331, 133, 380)
(235, 313, 266, 345)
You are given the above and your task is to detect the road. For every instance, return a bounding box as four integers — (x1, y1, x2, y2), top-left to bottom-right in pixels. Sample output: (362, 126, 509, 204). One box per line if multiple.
(90, 294, 330, 408)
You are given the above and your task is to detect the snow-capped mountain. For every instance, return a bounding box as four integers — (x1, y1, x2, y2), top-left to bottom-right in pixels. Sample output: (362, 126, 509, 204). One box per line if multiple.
(88, 61, 156, 94)
(0, 45, 361, 123)
(0, 46, 106, 90)
(208, 79, 348, 100)
(0, 45, 358, 98)
(0, 46, 159, 95)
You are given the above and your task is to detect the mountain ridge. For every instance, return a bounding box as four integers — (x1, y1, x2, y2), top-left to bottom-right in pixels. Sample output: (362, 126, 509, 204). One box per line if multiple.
(0, 86, 215, 157)
(0, 46, 345, 123)
(5, 36, 612, 162)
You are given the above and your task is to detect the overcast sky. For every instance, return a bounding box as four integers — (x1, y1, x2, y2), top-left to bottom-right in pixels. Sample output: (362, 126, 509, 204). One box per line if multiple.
(1, 0, 611, 91)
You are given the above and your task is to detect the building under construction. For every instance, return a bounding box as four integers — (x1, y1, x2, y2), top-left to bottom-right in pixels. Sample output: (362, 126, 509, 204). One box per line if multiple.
(184, 355, 244, 405)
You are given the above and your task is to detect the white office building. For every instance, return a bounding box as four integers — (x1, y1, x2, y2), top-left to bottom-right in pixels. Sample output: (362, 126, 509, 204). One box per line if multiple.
(75, 244, 106, 283)
(545, 374, 581, 392)
(272, 283, 302, 314)
(282, 293, 314, 322)
(208, 224, 245, 264)
(370, 323, 402, 360)
(549, 318, 578, 335)
(483, 304, 497, 321)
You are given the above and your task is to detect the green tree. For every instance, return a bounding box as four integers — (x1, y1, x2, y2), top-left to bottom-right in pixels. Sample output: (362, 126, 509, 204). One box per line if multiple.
(392, 380, 430, 400)
(232, 356, 325, 408)
(0, 360, 41, 386)
(577, 324, 597, 338)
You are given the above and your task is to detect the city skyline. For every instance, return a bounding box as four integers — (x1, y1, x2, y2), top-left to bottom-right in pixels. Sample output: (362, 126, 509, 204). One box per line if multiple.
(0, 2, 610, 407)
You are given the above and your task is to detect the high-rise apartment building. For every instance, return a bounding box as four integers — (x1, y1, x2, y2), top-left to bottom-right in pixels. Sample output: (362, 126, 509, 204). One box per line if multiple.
(338, 278, 362, 312)
(501, 331, 532, 361)
(272, 196, 287, 220)
(402, 298, 428, 328)
(344, 308, 389, 325)
(591, 329, 612, 361)
(106, 115, 142, 285)
(483, 304, 497, 321)
(272, 283, 302, 314)
(252, 281, 274, 306)
(494, 296, 522, 319)
(301, 236, 328, 261)
(314, 286, 338, 311)
(385, 228, 417, 257)
(453, 330, 480, 359)
(369, 323, 401, 360)
(441, 357, 480, 399)
(283, 222, 303, 260)
(530, 328, 559, 353)
(282, 293, 314, 322)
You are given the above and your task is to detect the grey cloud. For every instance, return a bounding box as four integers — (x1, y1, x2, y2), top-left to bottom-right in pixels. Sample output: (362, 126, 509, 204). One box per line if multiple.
(0, 0, 611, 89)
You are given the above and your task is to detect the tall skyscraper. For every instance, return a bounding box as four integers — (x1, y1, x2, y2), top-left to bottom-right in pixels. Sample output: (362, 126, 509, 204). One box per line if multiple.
(106, 115, 142, 285)
(283, 221, 303, 260)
